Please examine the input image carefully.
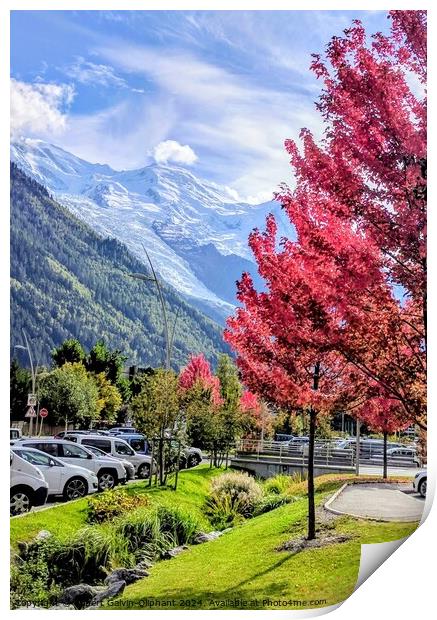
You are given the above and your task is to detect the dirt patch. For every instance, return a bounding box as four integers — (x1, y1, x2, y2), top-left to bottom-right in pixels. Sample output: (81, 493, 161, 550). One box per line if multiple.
(277, 533, 353, 555)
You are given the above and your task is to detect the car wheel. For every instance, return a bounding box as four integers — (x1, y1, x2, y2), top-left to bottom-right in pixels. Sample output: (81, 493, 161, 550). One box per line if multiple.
(137, 463, 150, 479)
(10, 489, 32, 516)
(98, 471, 116, 491)
(187, 454, 201, 468)
(419, 478, 427, 497)
(63, 477, 88, 501)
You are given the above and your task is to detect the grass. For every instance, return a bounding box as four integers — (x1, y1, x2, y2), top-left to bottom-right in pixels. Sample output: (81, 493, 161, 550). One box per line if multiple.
(11, 468, 419, 610)
(10, 465, 221, 548)
(110, 489, 417, 610)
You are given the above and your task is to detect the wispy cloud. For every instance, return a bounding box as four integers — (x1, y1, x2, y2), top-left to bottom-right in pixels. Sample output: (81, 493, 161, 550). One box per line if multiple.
(63, 56, 145, 93)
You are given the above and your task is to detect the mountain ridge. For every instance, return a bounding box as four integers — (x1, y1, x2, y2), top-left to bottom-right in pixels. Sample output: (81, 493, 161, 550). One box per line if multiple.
(10, 163, 229, 368)
(11, 139, 291, 321)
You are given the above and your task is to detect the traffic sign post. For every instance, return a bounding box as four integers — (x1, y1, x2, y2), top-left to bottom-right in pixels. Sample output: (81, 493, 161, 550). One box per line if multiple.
(39, 408, 48, 436)
(25, 406, 36, 418)
(27, 394, 37, 407)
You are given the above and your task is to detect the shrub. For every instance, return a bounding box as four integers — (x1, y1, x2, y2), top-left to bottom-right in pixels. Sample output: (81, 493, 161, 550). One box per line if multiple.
(205, 472, 263, 528)
(253, 493, 294, 517)
(263, 474, 291, 495)
(10, 548, 61, 609)
(210, 472, 263, 511)
(86, 487, 149, 523)
(204, 493, 247, 529)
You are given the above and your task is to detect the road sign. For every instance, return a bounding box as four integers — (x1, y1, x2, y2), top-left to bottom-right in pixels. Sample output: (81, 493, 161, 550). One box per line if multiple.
(27, 394, 37, 407)
(25, 406, 37, 418)
(39, 408, 48, 418)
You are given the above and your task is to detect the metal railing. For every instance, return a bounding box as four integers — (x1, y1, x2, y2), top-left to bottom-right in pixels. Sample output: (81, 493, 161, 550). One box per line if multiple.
(235, 439, 420, 469)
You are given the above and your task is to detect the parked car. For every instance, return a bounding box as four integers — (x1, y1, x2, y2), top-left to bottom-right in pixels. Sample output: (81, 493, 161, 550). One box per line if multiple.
(54, 430, 90, 439)
(10, 451, 48, 515)
(83, 444, 136, 481)
(112, 433, 150, 455)
(64, 433, 154, 478)
(17, 439, 126, 491)
(108, 427, 136, 435)
(10, 428, 22, 441)
(12, 446, 98, 500)
(413, 470, 427, 497)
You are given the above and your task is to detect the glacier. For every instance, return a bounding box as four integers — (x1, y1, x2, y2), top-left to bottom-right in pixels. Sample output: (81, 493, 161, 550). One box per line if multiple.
(11, 138, 292, 322)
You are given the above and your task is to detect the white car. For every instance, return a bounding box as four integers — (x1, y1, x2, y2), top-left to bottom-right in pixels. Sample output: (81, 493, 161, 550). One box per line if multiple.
(12, 446, 98, 501)
(413, 470, 427, 497)
(83, 444, 136, 481)
(10, 451, 48, 515)
(18, 439, 126, 491)
(65, 433, 154, 478)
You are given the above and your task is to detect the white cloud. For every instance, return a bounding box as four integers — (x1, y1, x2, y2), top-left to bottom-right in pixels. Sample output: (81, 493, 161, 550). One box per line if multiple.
(64, 57, 129, 90)
(11, 79, 75, 140)
(153, 140, 198, 166)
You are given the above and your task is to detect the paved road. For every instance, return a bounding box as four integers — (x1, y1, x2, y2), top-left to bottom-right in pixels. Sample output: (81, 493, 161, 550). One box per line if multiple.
(327, 483, 425, 522)
(359, 465, 420, 478)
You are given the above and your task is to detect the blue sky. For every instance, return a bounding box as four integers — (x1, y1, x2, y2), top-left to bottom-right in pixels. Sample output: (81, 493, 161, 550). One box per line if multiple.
(11, 10, 389, 202)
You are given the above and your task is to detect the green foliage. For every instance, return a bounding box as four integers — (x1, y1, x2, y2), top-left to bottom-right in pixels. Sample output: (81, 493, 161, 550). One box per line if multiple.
(10, 547, 61, 609)
(94, 372, 123, 425)
(86, 488, 149, 524)
(38, 362, 100, 426)
(263, 474, 293, 495)
(86, 340, 125, 384)
(114, 504, 201, 561)
(216, 354, 242, 411)
(130, 369, 180, 438)
(52, 338, 86, 367)
(10, 359, 31, 421)
(10, 163, 228, 370)
(252, 493, 293, 517)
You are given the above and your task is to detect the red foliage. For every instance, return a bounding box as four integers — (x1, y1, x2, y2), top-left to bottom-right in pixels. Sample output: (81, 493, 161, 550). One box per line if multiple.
(356, 396, 412, 434)
(225, 11, 425, 430)
(179, 354, 222, 406)
(240, 390, 261, 415)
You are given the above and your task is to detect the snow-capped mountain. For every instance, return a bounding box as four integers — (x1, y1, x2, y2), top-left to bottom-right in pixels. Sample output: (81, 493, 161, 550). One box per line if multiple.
(11, 139, 291, 322)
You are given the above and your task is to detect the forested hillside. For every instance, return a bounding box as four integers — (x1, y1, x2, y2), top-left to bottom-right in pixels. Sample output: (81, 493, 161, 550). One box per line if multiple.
(10, 164, 229, 368)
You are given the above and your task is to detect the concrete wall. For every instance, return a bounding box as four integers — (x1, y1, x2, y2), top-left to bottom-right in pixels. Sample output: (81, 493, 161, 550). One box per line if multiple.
(230, 457, 355, 479)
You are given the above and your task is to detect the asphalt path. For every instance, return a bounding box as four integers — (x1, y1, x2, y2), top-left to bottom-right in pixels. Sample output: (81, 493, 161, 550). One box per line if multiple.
(326, 482, 425, 522)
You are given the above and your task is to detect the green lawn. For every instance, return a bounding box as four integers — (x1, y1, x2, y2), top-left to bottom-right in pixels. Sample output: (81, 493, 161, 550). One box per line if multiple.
(10, 466, 221, 548)
(110, 493, 417, 611)
(11, 466, 418, 611)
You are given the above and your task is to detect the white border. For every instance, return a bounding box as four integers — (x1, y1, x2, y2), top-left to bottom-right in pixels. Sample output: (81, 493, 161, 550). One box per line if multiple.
(2, 2, 435, 619)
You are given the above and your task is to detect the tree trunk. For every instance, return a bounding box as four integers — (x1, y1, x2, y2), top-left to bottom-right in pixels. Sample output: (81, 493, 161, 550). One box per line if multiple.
(159, 436, 165, 485)
(383, 431, 388, 480)
(307, 406, 317, 541)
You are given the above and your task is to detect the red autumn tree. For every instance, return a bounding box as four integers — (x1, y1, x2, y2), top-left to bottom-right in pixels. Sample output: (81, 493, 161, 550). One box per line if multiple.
(179, 353, 222, 406)
(276, 10, 426, 429)
(225, 221, 362, 539)
(225, 10, 426, 539)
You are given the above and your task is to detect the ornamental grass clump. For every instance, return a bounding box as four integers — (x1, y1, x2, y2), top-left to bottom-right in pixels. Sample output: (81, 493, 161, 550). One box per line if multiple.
(205, 472, 263, 528)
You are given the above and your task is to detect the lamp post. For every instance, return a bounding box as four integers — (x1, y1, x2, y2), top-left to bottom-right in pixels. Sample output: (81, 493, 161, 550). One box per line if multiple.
(128, 247, 181, 487)
(128, 246, 179, 370)
(14, 329, 38, 437)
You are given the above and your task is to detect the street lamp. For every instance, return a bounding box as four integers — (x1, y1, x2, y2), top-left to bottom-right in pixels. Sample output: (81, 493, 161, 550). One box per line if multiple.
(128, 246, 180, 370)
